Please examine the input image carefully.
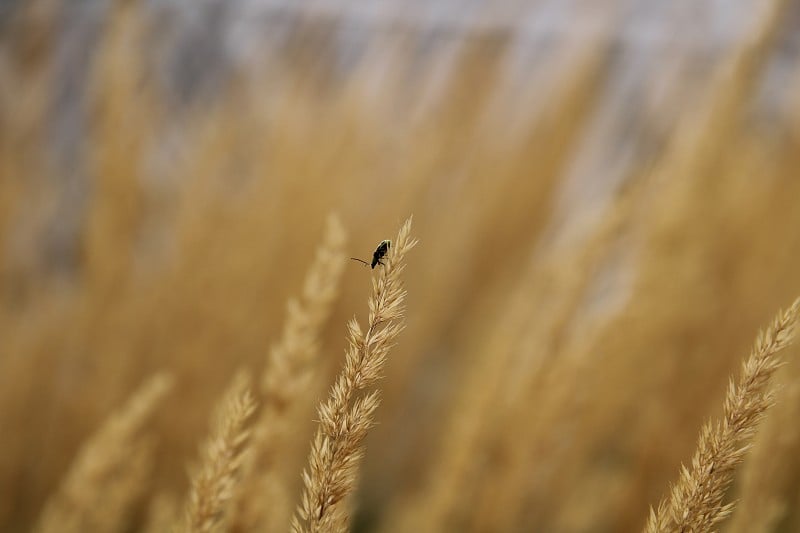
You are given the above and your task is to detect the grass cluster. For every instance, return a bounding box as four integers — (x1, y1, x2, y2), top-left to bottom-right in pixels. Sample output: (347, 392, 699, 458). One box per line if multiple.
(3, 1, 800, 532)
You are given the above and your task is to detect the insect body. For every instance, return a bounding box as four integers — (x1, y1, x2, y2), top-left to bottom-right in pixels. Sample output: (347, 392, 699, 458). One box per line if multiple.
(351, 240, 391, 269)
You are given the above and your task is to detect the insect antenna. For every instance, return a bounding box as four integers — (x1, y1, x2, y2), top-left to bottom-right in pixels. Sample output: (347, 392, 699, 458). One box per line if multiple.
(350, 257, 370, 267)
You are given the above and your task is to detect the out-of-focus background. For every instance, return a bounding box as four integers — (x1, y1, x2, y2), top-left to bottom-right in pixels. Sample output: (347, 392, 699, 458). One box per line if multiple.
(3, 0, 800, 532)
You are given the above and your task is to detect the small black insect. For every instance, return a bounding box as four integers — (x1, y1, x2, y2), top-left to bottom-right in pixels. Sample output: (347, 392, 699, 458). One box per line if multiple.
(351, 240, 391, 269)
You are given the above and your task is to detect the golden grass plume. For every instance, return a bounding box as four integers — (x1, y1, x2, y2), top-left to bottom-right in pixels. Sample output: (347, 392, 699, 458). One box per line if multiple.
(182, 371, 257, 533)
(292, 217, 417, 533)
(34, 373, 172, 533)
(233, 213, 348, 532)
(645, 297, 800, 533)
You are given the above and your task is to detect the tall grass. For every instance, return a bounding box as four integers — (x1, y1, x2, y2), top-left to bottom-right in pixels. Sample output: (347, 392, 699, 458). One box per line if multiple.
(293, 218, 416, 533)
(645, 298, 800, 533)
(182, 371, 256, 533)
(2, 1, 800, 533)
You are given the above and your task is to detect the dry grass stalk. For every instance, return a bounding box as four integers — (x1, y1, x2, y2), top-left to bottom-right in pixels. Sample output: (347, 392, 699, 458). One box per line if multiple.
(182, 371, 257, 533)
(292, 217, 416, 533)
(645, 297, 800, 533)
(260, 213, 348, 403)
(727, 354, 800, 533)
(233, 213, 347, 532)
(34, 373, 172, 533)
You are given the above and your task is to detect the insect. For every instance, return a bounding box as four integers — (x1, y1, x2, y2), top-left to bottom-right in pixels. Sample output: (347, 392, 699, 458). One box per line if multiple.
(351, 240, 391, 269)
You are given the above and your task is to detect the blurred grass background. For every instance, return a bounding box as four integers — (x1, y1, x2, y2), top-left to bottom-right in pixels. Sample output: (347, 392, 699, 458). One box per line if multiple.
(3, 1, 800, 531)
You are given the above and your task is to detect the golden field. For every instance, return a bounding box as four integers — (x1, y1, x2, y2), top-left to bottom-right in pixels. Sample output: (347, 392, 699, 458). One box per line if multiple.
(2, 1, 800, 532)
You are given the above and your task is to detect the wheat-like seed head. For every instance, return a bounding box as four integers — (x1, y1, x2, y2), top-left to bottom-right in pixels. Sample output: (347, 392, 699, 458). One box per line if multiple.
(182, 371, 257, 533)
(34, 374, 172, 533)
(230, 213, 347, 533)
(645, 297, 800, 533)
(292, 216, 416, 533)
